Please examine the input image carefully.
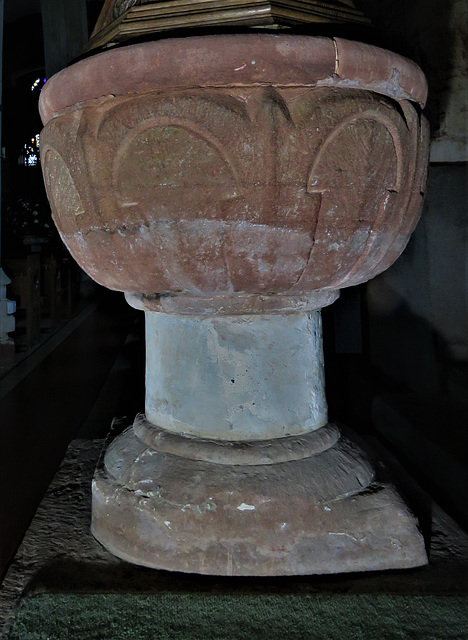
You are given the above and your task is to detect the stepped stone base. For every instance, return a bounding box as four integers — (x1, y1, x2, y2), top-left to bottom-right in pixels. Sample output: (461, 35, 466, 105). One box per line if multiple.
(91, 420, 428, 576)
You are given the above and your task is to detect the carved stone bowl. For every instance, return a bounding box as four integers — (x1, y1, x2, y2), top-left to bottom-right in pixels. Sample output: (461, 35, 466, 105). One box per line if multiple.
(39, 35, 429, 306)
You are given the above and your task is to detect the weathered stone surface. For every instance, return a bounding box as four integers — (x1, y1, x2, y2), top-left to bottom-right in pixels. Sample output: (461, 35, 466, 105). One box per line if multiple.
(132, 414, 341, 465)
(39, 35, 427, 124)
(144, 311, 327, 441)
(125, 289, 340, 316)
(91, 424, 427, 576)
(39, 36, 429, 301)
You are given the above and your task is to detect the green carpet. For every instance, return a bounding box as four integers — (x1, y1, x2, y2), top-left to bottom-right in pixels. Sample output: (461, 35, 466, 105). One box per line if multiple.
(8, 592, 468, 640)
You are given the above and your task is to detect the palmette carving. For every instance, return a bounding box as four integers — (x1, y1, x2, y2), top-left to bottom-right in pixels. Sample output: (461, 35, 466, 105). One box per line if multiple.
(41, 86, 428, 297)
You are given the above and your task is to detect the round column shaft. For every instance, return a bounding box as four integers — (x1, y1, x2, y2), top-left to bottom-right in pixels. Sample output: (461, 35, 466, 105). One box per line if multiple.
(145, 311, 327, 441)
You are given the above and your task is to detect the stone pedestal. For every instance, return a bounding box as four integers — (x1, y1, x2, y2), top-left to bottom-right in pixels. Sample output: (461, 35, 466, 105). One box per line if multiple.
(39, 34, 430, 575)
(91, 294, 426, 574)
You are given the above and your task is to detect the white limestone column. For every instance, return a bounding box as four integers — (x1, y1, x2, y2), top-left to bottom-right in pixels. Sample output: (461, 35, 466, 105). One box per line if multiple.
(144, 311, 328, 441)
